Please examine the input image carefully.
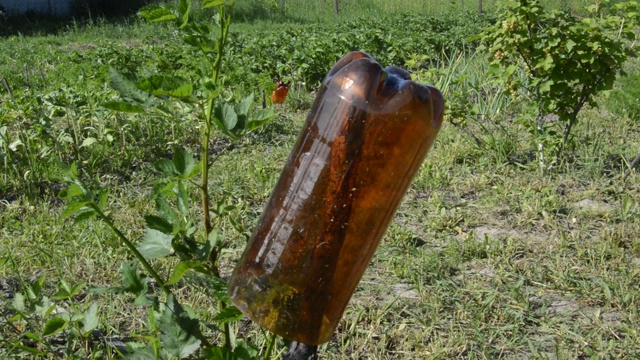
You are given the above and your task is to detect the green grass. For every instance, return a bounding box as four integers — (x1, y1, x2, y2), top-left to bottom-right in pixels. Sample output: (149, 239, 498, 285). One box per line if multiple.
(2, 2, 640, 358)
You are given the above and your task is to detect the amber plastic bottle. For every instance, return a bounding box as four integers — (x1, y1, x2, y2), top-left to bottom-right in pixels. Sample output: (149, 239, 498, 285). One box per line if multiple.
(227, 51, 444, 345)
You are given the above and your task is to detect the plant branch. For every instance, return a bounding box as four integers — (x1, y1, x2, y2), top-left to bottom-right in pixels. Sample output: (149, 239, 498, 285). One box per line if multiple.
(555, 85, 589, 159)
(91, 204, 171, 296)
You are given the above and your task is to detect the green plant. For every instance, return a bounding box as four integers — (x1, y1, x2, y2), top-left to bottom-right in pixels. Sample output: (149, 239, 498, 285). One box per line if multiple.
(480, 0, 639, 171)
(1, 273, 104, 358)
(53, 0, 277, 358)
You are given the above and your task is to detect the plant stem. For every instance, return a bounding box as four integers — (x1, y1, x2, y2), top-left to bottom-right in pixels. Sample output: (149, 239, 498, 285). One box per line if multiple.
(264, 332, 277, 359)
(91, 205, 171, 296)
(202, 123, 213, 239)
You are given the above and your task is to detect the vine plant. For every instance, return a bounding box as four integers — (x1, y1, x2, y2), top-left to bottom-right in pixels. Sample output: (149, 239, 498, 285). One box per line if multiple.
(60, 0, 276, 358)
(480, 0, 639, 171)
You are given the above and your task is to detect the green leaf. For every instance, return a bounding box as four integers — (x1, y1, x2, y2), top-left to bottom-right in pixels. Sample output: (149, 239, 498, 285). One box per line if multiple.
(137, 75, 194, 100)
(12, 293, 25, 312)
(81, 137, 97, 148)
(173, 148, 196, 178)
(145, 215, 174, 235)
(120, 262, 148, 296)
(203, 347, 234, 360)
(125, 345, 161, 360)
(102, 101, 146, 113)
(160, 295, 202, 358)
(197, 229, 220, 261)
(213, 306, 243, 323)
(235, 93, 254, 117)
(539, 80, 554, 93)
(42, 316, 67, 336)
(60, 201, 89, 220)
(154, 159, 177, 177)
(52, 280, 84, 300)
(176, 181, 190, 217)
(139, 4, 177, 22)
(73, 208, 97, 225)
(233, 342, 260, 360)
(62, 183, 85, 199)
(209, 276, 230, 302)
(137, 229, 174, 260)
(27, 277, 46, 299)
(248, 108, 276, 131)
(13, 344, 48, 356)
(202, 0, 225, 9)
(178, 0, 191, 28)
(83, 303, 99, 335)
(109, 67, 150, 104)
(215, 102, 238, 131)
(166, 261, 206, 285)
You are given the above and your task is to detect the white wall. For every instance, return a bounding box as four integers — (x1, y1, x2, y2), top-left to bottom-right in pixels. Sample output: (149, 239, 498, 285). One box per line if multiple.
(1, 0, 72, 16)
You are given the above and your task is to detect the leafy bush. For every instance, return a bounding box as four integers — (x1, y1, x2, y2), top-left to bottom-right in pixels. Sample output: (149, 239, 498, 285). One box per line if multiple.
(480, 0, 639, 170)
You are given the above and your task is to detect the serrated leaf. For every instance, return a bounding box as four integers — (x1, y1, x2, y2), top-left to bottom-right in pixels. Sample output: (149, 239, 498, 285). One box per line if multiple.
(42, 316, 67, 336)
(203, 347, 234, 360)
(83, 303, 99, 335)
(215, 102, 238, 131)
(202, 0, 225, 9)
(155, 196, 181, 228)
(62, 183, 85, 199)
(73, 208, 97, 225)
(109, 67, 150, 104)
(160, 295, 202, 358)
(120, 262, 148, 296)
(139, 4, 177, 22)
(137, 229, 174, 260)
(173, 148, 196, 178)
(154, 159, 177, 177)
(144, 215, 173, 234)
(210, 276, 230, 302)
(102, 101, 146, 113)
(60, 201, 89, 220)
(248, 108, 276, 131)
(166, 261, 205, 285)
(213, 306, 243, 323)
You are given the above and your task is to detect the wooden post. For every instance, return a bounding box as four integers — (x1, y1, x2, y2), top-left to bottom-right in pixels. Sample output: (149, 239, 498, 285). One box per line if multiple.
(478, 0, 482, 14)
(333, 0, 339, 15)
